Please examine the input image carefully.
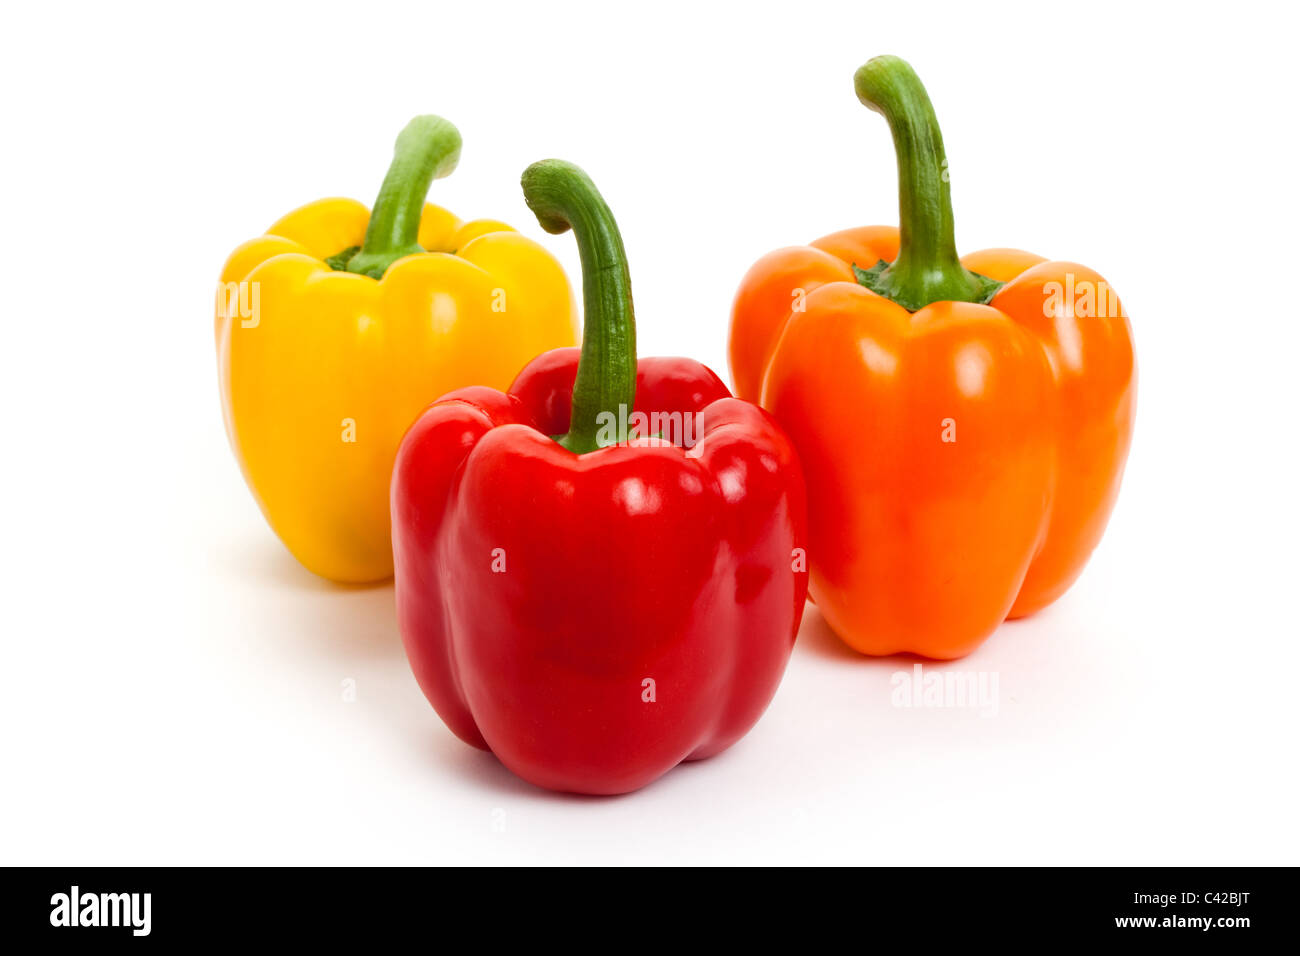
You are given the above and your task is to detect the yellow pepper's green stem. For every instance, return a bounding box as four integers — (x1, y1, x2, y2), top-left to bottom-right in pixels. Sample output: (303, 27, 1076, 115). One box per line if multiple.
(852, 56, 1001, 311)
(345, 116, 462, 279)
(521, 160, 636, 455)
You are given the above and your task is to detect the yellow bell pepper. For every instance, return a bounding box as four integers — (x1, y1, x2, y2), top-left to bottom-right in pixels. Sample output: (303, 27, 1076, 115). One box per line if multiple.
(215, 116, 578, 583)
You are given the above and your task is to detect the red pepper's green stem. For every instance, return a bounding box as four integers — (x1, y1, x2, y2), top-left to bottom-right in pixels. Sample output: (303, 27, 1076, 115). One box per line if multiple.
(522, 160, 636, 455)
(345, 116, 463, 279)
(853, 56, 1000, 310)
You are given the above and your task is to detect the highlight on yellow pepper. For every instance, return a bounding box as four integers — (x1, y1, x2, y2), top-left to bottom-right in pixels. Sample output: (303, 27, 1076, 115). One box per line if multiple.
(215, 116, 579, 583)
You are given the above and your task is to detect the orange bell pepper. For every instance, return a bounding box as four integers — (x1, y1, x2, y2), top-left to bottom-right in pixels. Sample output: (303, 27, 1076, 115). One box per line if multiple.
(728, 56, 1136, 659)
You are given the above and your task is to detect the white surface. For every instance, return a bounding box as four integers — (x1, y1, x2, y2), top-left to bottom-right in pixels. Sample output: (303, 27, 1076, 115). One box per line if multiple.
(3, 0, 1297, 865)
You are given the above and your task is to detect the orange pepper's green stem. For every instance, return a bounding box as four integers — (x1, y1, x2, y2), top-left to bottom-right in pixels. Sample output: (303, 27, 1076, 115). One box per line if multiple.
(344, 116, 463, 279)
(521, 160, 637, 455)
(852, 56, 1001, 311)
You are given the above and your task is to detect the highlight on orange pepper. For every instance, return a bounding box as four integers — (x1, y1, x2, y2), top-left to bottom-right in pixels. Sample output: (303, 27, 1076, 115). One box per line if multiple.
(728, 56, 1136, 659)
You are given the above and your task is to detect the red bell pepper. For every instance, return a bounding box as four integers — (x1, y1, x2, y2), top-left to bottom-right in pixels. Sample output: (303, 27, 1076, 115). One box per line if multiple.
(392, 160, 808, 795)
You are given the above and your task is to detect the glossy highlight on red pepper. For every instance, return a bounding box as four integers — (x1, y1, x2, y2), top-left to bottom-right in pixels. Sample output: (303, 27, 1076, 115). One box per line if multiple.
(392, 160, 808, 794)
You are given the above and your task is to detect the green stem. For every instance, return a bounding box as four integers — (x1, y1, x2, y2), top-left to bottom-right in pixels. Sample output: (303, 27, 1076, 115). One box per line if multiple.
(521, 160, 636, 454)
(852, 56, 1000, 311)
(344, 116, 462, 279)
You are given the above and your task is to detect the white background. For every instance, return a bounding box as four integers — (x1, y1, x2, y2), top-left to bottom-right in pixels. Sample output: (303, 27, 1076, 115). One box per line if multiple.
(3, 0, 1298, 865)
